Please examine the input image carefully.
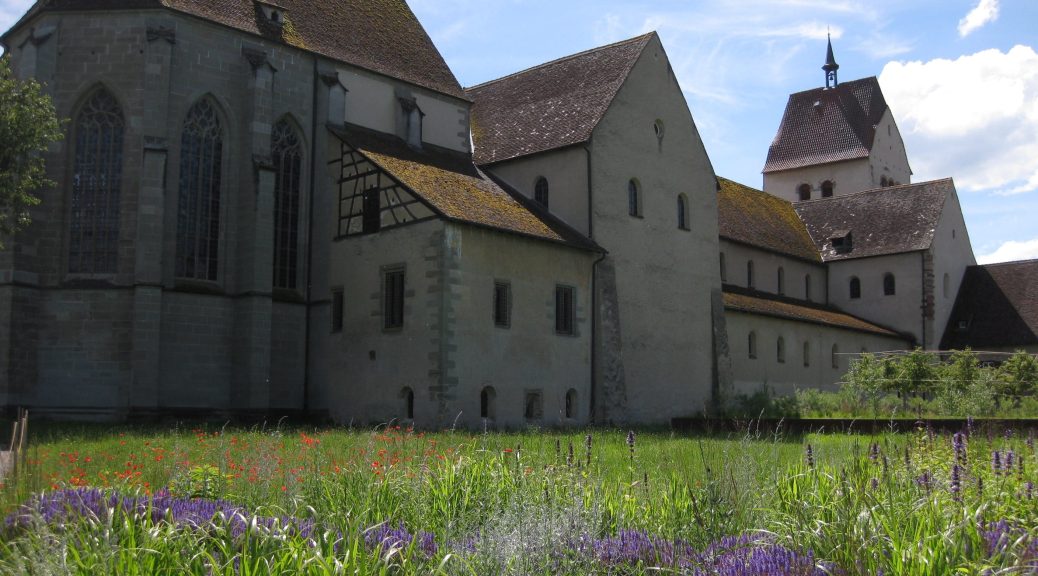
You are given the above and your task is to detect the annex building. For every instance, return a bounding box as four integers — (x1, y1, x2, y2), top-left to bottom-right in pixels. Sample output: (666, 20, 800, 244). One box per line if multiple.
(1, 1, 1035, 425)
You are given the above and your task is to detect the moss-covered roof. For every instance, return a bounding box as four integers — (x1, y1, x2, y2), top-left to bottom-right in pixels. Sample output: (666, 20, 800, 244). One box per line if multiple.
(717, 177, 820, 262)
(329, 124, 601, 252)
(724, 286, 903, 338)
(5, 0, 466, 100)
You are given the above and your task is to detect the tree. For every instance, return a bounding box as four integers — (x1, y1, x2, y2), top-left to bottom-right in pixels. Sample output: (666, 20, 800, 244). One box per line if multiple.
(996, 350, 1038, 406)
(0, 56, 63, 249)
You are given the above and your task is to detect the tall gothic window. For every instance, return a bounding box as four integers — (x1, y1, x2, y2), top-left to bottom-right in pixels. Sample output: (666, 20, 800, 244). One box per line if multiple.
(272, 120, 302, 289)
(69, 89, 124, 274)
(176, 99, 224, 281)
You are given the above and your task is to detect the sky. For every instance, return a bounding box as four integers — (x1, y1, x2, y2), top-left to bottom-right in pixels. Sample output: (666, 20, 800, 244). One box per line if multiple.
(2, 0, 1036, 264)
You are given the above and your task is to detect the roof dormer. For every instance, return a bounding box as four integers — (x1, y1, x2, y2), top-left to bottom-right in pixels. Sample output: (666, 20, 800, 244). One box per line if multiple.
(255, 1, 286, 27)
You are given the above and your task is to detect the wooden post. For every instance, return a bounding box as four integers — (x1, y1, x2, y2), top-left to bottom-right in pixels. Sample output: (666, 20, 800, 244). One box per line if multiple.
(18, 409, 28, 469)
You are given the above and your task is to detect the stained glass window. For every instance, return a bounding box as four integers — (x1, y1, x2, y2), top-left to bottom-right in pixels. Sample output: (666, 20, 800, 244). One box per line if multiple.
(69, 89, 124, 274)
(272, 120, 302, 289)
(176, 99, 223, 281)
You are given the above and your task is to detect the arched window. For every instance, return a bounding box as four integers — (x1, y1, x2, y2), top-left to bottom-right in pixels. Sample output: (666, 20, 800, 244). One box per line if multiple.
(777, 267, 785, 295)
(803, 341, 811, 367)
(627, 179, 641, 217)
(565, 388, 577, 419)
(797, 183, 811, 201)
(747, 260, 755, 289)
(880, 176, 889, 187)
(272, 119, 303, 290)
(821, 180, 834, 198)
(176, 99, 224, 280)
(777, 337, 786, 364)
(480, 386, 496, 420)
(534, 177, 549, 207)
(401, 387, 414, 420)
(883, 273, 896, 296)
(720, 252, 727, 282)
(849, 277, 861, 299)
(69, 88, 124, 274)
(831, 344, 840, 369)
(943, 273, 950, 298)
(804, 274, 812, 301)
(677, 193, 689, 230)
(748, 331, 757, 359)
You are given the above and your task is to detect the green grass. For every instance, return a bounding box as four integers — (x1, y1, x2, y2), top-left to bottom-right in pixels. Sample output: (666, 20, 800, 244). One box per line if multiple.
(1, 422, 1035, 574)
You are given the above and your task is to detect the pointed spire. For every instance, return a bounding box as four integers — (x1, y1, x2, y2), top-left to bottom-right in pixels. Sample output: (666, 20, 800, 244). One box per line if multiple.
(823, 33, 839, 89)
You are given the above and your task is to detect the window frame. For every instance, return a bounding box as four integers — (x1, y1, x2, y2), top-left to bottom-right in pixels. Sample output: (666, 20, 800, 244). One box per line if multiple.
(677, 193, 690, 230)
(777, 336, 786, 364)
(797, 183, 811, 201)
(748, 331, 758, 359)
(271, 118, 305, 290)
(524, 389, 544, 422)
(493, 281, 512, 328)
(534, 177, 549, 208)
(382, 266, 406, 331)
(175, 97, 226, 282)
(849, 277, 861, 299)
(883, 273, 896, 296)
(554, 284, 576, 336)
(821, 180, 834, 198)
(627, 179, 642, 218)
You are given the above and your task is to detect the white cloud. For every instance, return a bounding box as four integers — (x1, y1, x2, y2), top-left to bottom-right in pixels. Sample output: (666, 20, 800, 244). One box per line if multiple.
(958, 0, 999, 37)
(977, 238, 1038, 264)
(880, 45, 1038, 196)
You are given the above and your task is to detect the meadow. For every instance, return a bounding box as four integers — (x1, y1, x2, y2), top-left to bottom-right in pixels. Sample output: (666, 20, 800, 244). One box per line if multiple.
(0, 420, 1036, 575)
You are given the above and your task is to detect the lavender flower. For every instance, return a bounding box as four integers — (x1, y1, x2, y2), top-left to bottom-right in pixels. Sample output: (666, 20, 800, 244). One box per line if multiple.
(992, 450, 1003, 476)
(805, 444, 815, 469)
(951, 464, 962, 501)
(1005, 449, 1015, 473)
(364, 522, 438, 558)
(868, 442, 880, 462)
(915, 470, 934, 491)
(952, 432, 968, 467)
(626, 430, 636, 457)
(585, 433, 593, 467)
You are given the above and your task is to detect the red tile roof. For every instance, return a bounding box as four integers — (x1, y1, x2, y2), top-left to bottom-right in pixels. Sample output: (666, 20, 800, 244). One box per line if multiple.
(763, 77, 888, 174)
(4, 0, 466, 99)
(941, 260, 1038, 349)
(465, 33, 653, 165)
(328, 124, 601, 252)
(717, 177, 820, 262)
(724, 286, 903, 338)
(793, 179, 953, 262)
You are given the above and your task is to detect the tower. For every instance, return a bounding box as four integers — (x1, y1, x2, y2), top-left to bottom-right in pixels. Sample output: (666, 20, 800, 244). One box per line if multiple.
(823, 34, 839, 89)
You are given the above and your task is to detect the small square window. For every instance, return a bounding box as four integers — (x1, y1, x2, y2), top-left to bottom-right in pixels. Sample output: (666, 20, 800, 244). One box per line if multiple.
(493, 281, 511, 328)
(383, 268, 405, 330)
(331, 289, 344, 333)
(555, 285, 575, 335)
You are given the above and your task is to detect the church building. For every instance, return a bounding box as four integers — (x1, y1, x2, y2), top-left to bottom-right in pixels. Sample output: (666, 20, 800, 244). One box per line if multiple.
(0, 2, 1032, 424)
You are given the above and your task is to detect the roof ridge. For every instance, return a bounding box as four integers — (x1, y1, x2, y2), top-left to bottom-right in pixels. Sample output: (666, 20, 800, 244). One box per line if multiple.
(979, 258, 1038, 268)
(464, 32, 654, 92)
(787, 75, 879, 98)
(795, 177, 954, 204)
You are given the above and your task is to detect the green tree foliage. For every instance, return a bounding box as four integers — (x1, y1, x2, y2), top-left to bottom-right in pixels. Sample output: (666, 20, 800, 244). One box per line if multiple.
(996, 350, 1038, 405)
(0, 56, 63, 248)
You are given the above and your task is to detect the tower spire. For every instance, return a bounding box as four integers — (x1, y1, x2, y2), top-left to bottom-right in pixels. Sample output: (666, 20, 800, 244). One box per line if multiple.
(823, 33, 839, 89)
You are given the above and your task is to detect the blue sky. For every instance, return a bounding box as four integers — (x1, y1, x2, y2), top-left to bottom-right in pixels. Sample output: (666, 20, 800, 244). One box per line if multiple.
(2, 0, 1036, 263)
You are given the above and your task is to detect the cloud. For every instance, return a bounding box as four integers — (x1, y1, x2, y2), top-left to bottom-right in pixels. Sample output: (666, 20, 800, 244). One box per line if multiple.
(958, 0, 999, 37)
(880, 45, 1038, 196)
(977, 238, 1038, 264)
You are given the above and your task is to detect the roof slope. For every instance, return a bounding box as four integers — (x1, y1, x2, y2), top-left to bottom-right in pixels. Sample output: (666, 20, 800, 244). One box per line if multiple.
(328, 125, 600, 251)
(723, 286, 902, 338)
(941, 260, 1038, 350)
(465, 33, 653, 165)
(717, 177, 820, 262)
(4, 0, 465, 99)
(764, 77, 887, 174)
(794, 179, 952, 262)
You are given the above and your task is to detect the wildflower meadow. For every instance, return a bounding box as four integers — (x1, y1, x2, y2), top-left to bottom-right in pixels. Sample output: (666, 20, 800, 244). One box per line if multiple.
(0, 421, 1036, 574)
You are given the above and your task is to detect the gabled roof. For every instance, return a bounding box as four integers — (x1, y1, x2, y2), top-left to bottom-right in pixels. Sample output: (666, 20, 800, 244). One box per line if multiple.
(764, 76, 888, 174)
(794, 178, 953, 262)
(2, 0, 466, 100)
(465, 33, 654, 165)
(327, 124, 601, 252)
(941, 260, 1038, 350)
(717, 177, 820, 263)
(723, 285, 903, 338)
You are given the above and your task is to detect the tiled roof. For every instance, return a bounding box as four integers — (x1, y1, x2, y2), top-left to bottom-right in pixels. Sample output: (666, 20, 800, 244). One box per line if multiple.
(465, 33, 654, 165)
(717, 177, 820, 262)
(764, 77, 888, 174)
(4, 0, 466, 99)
(793, 179, 952, 262)
(723, 285, 903, 338)
(941, 260, 1038, 350)
(328, 124, 601, 252)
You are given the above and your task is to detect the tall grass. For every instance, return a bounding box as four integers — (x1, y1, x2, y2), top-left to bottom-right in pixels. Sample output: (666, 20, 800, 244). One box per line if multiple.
(1, 422, 1035, 574)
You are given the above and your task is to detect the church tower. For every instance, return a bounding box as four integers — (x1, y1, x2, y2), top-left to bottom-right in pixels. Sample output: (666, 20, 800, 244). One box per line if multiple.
(762, 38, 912, 202)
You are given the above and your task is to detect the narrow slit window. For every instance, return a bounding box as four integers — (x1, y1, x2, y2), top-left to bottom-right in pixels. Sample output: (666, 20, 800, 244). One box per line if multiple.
(534, 177, 549, 207)
(272, 119, 303, 289)
(555, 285, 575, 335)
(383, 268, 405, 330)
(493, 282, 511, 328)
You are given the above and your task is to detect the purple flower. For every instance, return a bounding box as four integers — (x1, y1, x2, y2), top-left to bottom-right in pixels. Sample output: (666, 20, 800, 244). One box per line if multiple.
(805, 444, 815, 469)
(952, 432, 968, 467)
(868, 443, 880, 462)
(364, 522, 438, 557)
(951, 464, 963, 501)
(915, 470, 934, 491)
(992, 450, 1003, 476)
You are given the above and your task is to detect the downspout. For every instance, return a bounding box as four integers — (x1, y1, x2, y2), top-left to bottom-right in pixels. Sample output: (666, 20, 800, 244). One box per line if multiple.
(302, 56, 319, 414)
(585, 143, 601, 422)
(920, 251, 926, 350)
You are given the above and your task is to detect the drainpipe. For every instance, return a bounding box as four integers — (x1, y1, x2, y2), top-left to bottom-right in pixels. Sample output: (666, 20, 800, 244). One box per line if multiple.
(302, 56, 319, 415)
(920, 251, 926, 350)
(585, 143, 601, 423)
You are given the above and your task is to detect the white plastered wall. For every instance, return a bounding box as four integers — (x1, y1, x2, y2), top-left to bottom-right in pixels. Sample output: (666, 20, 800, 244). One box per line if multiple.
(930, 187, 977, 347)
(827, 252, 922, 345)
(486, 147, 590, 235)
(720, 240, 827, 302)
